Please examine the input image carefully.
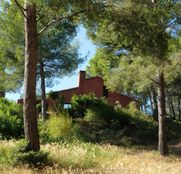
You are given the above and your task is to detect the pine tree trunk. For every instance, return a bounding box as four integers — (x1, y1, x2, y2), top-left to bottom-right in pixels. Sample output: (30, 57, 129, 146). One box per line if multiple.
(168, 98, 173, 118)
(167, 92, 173, 118)
(170, 97, 175, 120)
(169, 103, 173, 118)
(39, 59, 47, 120)
(23, 1, 40, 151)
(157, 70, 168, 156)
(150, 93, 154, 112)
(151, 89, 158, 121)
(178, 97, 181, 121)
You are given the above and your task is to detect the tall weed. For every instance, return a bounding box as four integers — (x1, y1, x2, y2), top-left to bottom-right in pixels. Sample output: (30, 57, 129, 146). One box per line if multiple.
(39, 112, 80, 143)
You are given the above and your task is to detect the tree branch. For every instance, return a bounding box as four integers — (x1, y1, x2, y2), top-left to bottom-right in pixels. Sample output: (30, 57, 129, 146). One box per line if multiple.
(13, 0, 26, 18)
(167, 19, 177, 27)
(147, 76, 159, 85)
(38, 10, 86, 35)
(36, 14, 45, 23)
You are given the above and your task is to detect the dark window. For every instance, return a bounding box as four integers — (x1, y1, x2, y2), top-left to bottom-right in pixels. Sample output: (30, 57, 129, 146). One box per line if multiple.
(103, 86, 108, 97)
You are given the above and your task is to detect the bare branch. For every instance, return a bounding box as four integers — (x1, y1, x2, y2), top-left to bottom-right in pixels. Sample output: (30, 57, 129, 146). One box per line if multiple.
(13, 0, 26, 18)
(38, 10, 86, 35)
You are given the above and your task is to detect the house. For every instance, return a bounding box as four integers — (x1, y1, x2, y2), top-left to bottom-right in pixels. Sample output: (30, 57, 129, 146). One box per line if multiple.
(18, 71, 136, 108)
(48, 71, 136, 107)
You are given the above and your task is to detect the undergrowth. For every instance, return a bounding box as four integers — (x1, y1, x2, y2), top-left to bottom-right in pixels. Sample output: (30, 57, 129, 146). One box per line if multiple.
(0, 140, 181, 174)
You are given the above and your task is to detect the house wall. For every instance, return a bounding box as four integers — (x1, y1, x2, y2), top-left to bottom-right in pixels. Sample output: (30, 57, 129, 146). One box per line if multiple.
(59, 87, 79, 103)
(79, 77, 104, 97)
(107, 92, 136, 107)
(58, 71, 136, 107)
(17, 71, 137, 108)
(56, 71, 104, 103)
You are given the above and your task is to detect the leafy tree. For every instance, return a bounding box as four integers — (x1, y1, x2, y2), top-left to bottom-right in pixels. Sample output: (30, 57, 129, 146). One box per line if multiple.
(37, 21, 83, 120)
(1, 0, 107, 151)
(165, 49, 181, 120)
(0, 1, 24, 93)
(87, 48, 120, 77)
(0, 98, 23, 139)
(0, 3, 83, 120)
(86, 0, 181, 156)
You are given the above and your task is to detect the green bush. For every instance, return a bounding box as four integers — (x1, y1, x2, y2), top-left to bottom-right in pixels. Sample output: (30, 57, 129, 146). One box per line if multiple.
(70, 94, 99, 117)
(118, 104, 158, 144)
(39, 112, 80, 143)
(84, 109, 104, 124)
(125, 102, 145, 118)
(70, 94, 130, 126)
(0, 98, 23, 139)
(81, 98, 158, 145)
(70, 94, 158, 145)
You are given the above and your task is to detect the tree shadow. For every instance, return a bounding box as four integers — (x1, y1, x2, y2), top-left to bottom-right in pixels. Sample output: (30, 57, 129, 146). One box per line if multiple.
(169, 139, 181, 157)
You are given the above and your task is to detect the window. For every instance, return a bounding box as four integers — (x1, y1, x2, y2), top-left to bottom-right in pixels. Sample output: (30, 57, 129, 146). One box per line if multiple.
(63, 104, 72, 109)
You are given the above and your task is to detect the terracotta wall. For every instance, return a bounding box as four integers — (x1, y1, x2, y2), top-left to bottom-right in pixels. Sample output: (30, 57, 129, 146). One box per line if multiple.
(17, 71, 137, 108)
(57, 72, 104, 102)
(58, 71, 135, 107)
(107, 92, 136, 107)
(79, 77, 104, 97)
(58, 87, 79, 103)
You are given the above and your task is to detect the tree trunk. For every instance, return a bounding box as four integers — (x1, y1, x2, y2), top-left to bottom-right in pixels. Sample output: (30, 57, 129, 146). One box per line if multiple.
(23, 1, 40, 151)
(151, 89, 158, 121)
(167, 92, 173, 118)
(157, 70, 168, 156)
(39, 59, 47, 120)
(140, 104, 144, 112)
(150, 93, 154, 112)
(178, 97, 181, 121)
(170, 97, 175, 120)
(168, 98, 173, 118)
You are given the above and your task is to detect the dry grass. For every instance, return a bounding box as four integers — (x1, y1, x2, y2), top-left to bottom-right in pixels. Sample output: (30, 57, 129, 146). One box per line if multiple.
(0, 140, 181, 174)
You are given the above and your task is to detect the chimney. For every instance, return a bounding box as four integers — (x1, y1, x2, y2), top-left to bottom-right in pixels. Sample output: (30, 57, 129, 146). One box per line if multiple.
(78, 71, 86, 86)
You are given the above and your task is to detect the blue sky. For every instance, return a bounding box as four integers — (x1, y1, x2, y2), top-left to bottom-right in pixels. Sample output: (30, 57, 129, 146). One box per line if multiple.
(5, 26, 96, 101)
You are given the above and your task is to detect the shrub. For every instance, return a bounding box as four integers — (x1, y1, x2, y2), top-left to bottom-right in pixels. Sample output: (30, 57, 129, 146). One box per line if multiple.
(39, 112, 80, 143)
(81, 98, 158, 145)
(69, 94, 158, 145)
(70, 94, 131, 129)
(0, 98, 23, 139)
(125, 102, 145, 118)
(70, 94, 99, 117)
(119, 104, 158, 144)
(84, 109, 104, 124)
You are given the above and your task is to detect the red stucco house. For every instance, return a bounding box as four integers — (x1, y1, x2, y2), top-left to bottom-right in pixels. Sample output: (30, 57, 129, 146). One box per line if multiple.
(18, 71, 136, 108)
(49, 71, 136, 107)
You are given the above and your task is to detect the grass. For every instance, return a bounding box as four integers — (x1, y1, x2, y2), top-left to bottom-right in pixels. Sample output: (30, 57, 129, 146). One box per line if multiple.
(0, 109, 180, 173)
(0, 140, 181, 174)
